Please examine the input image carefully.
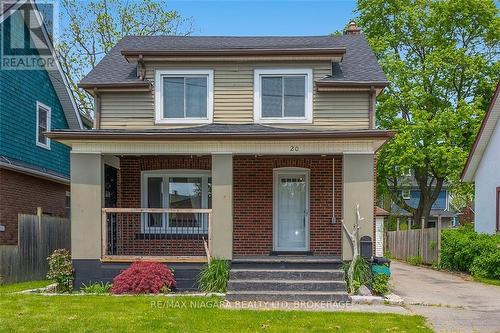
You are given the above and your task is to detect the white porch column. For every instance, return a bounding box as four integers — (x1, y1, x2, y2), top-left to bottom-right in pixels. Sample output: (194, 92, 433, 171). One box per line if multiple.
(70, 152, 102, 260)
(342, 153, 375, 260)
(211, 153, 233, 259)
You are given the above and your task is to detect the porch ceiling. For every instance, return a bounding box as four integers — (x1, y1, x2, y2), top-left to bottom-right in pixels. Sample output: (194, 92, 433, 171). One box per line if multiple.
(51, 139, 389, 155)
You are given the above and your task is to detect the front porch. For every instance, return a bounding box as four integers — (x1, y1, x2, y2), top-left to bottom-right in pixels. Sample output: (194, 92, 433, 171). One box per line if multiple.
(98, 154, 346, 262)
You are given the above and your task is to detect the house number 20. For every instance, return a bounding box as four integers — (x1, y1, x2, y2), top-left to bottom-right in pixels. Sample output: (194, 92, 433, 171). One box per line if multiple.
(290, 145, 299, 152)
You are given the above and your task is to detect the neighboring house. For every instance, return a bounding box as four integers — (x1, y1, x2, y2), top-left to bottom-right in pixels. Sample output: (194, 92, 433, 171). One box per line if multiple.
(0, 0, 82, 245)
(48, 22, 393, 295)
(384, 177, 459, 229)
(462, 82, 500, 234)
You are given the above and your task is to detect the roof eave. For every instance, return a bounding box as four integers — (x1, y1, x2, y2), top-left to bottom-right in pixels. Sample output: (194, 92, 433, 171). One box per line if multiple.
(78, 82, 152, 92)
(120, 47, 347, 59)
(315, 80, 389, 89)
(47, 129, 395, 141)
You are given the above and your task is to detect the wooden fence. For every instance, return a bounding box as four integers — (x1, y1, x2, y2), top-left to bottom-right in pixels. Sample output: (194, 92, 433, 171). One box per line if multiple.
(0, 214, 70, 283)
(386, 227, 440, 265)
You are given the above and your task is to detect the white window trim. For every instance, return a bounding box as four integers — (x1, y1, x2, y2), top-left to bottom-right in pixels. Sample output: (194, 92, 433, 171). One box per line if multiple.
(140, 170, 211, 234)
(253, 68, 313, 124)
(154, 69, 214, 124)
(36, 101, 51, 150)
(402, 189, 411, 200)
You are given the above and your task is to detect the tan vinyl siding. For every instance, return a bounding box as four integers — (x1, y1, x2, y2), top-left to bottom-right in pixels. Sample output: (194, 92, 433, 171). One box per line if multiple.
(99, 61, 370, 130)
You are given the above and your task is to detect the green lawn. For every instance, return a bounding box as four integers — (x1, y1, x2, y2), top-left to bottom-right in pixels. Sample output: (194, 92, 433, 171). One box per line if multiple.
(473, 276, 500, 287)
(0, 281, 433, 333)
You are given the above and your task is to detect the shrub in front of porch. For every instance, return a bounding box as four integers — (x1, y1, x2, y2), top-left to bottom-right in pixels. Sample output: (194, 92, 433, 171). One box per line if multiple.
(197, 258, 229, 293)
(46, 249, 74, 293)
(111, 261, 176, 294)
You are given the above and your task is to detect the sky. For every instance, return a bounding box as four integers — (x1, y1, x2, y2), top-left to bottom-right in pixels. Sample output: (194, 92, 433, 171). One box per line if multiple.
(167, 0, 357, 36)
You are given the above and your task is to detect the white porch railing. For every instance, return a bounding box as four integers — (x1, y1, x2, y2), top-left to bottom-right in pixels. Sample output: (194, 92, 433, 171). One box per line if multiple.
(101, 208, 212, 262)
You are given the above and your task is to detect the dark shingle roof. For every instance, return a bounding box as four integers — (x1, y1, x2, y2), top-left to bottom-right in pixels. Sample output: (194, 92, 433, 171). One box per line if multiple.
(48, 124, 395, 140)
(50, 123, 386, 134)
(80, 35, 387, 86)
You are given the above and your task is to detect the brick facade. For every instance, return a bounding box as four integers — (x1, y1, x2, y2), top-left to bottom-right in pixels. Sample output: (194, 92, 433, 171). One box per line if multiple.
(115, 155, 344, 257)
(233, 155, 343, 256)
(116, 156, 211, 256)
(0, 168, 69, 245)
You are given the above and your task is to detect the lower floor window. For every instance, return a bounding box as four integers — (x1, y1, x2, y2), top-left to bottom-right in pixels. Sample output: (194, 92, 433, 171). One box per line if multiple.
(141, 171, 211, 234)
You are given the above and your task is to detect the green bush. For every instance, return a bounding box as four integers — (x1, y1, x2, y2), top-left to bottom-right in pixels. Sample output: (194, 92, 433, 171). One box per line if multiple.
(197, 258, 229, 293)
(82, 282, 112, 294)
(440, 226, 500, 275)
(408, 256, 423, 266)
(471, 250, 500, 280)
(371, 274, 390, 295)
(46, 249, 73, 293)
(343, 256, 372, 294)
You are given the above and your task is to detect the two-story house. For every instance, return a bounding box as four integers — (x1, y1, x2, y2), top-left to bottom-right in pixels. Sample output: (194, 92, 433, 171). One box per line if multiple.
(462, 82, 500, 234)
(0, 0, 82, 245)
(48, 22, 393, 298)
(383, 176, 459, 230)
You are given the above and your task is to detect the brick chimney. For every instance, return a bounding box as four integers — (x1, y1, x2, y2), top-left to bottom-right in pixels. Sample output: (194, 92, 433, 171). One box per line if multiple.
(345, 21, 361, 35)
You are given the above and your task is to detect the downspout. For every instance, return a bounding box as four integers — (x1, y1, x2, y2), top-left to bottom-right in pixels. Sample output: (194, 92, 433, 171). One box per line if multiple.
(368, 86, 375, 129)
(93, 88, 101, 129)
(138, 54, 146, 80)
(332, 157, 336, 224)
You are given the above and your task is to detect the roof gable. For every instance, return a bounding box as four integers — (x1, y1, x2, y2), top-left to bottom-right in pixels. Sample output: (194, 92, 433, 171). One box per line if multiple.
(462, 83, 500, 181)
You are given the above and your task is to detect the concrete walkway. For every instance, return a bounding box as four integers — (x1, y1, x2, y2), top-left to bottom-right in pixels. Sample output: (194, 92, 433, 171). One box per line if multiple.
(391, 260, 500, 333)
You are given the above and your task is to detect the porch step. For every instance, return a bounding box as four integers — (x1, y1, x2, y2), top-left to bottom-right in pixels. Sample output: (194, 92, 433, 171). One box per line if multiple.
(231, 257, 343, 270)
(228, 279, 346, 292)
(230, 269, 344, 280)
(226, 256, 349, 303)
(225, 291, 350, 303)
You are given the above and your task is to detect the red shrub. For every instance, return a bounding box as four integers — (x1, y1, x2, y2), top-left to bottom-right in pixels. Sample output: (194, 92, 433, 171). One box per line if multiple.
(111, 261, 176, 294)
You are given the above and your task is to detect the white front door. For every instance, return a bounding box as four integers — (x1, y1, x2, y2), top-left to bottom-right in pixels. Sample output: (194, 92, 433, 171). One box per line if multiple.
(273, 169, 309, 251)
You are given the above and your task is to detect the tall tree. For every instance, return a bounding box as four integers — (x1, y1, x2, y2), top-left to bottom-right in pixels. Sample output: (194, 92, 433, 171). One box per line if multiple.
(357, 0, 499, 226)
(57, 0, 193, 118)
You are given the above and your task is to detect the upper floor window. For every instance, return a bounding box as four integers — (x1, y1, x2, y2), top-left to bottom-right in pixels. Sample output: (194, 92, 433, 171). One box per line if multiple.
(155, 69, 214, 124)
(36, 101, 51, 149)
(254, 69, 313, 123)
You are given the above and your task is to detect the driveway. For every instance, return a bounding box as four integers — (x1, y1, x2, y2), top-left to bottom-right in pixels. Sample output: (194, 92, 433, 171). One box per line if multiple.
(391, 260, 500, 333)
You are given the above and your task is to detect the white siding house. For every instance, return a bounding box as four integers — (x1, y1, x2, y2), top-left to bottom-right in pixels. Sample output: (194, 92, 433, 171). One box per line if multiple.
(462, 83, 500, 234)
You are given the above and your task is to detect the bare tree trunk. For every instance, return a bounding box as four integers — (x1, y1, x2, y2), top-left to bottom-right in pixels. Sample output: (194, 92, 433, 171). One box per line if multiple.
(343, 204, 364, 294)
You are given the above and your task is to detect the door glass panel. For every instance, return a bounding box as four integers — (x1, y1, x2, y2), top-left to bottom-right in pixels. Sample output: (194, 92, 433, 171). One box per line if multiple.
(168, 177, 202, 230)
(277, 175, 306, 249)
(147, 177, 163, 229)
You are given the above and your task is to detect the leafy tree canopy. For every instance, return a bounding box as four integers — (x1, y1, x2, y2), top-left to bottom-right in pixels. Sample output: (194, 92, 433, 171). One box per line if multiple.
(57, 0, 193, 119)
(357, 0, 499, 224)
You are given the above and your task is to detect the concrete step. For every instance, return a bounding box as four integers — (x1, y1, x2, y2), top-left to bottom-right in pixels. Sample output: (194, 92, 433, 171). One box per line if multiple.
(228, 279, 346, 292)
(230, 269, 344, 281)
(225, 291, 350, 303)
(231, 258, 343, 270)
